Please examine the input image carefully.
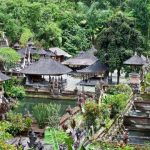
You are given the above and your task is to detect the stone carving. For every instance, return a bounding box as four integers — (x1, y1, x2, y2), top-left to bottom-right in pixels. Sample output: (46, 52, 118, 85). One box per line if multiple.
(49, 76, 64, 95)
(27, 130, 44, 150)
(95, 80, 104, 104)
(0, 96, 10, 120)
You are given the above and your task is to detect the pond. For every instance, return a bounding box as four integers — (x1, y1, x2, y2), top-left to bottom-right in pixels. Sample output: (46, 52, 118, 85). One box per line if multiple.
(15, 97, 76, 116)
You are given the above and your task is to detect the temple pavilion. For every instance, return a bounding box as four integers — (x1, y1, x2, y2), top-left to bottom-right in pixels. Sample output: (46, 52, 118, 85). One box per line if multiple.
(15, 42, 70, 68)
(77, 60, 108, 86)
(124, 53, 145, 66)
(49, 47, 72, 62)
(62, 50, 98, 70)
(124, 53, 146, 93)
(21, 58, 72, 94)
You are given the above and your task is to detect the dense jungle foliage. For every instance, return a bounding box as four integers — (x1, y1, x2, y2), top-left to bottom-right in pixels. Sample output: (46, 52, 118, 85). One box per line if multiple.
(0, 0, 149, 54)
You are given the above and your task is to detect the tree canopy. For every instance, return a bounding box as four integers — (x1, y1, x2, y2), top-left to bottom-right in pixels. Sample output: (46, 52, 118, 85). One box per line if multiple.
(0, 47, 20, 70)
(0, 0, 148, 55)
(96, 12, 145, 83)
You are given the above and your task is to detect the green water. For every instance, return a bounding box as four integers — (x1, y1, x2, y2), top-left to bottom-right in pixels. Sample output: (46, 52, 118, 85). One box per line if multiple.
(15, 97, 76, 116)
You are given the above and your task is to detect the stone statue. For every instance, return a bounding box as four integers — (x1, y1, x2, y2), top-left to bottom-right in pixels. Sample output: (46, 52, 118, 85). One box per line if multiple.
(0, 97, 9, 120)
(27, 131, 44, 149)
(27, 130, 37, 148)
(0, 31, 9, 47)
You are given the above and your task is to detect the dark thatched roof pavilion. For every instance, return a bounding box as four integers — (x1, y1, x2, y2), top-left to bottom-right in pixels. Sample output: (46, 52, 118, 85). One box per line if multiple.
(37, 49, 47, 55)
(45, 50, 55, 57)
(0, 72, 10, 81)
(124, 53, 145, 66)
(21, 58, 72, 75)
(77, 60, 108, 74)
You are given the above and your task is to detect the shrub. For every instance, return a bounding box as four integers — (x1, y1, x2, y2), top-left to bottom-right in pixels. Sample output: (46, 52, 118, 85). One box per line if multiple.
(0, 47, 20, 70)
(33, 103, 61, 128)
(0, 122, 12, 141)
(0, 140, 18, 150)
(106, 84, 132, 95)
(103, 94, 129, 118)
(6, 111, 32, 136)
(8, 86, 26, 98)
(145, 73, 150, 85)
(3, 77, 26, 98)
(84, 100, 101, 130)
(44, 127, 73, 150)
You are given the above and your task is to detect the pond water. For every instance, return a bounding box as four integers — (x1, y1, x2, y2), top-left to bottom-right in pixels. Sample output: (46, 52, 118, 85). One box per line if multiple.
(15, 97, 76, 116)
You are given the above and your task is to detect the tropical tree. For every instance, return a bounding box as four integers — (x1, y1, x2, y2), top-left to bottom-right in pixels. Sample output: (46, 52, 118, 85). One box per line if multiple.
(125, 0, 150, 50)
(96, 11, 144, 84)
(0, 47, 20, 70)
(77, 1, 112, 45)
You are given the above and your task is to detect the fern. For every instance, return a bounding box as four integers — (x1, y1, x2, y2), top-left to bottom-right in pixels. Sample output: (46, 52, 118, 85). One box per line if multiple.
(44, 127, 73, 150)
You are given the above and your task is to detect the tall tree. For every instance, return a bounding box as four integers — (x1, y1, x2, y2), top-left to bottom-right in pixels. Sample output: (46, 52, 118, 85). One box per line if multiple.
(125, 0, 150, 50)
(96, 11, 144, 84)
(0, 47, 20, 70)
(77, 2, 112, 45)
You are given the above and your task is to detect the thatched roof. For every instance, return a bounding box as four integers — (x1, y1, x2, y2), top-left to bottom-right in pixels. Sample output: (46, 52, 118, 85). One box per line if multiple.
(49, 47, 71, 58)
(13, 42, 20, 49)
(62, 51, 98, 66)
(77, 60, 108, 74)
(86, 46, 97, 55)
(17, 47, 38, 57)
(27, 40, 34, 47)
(0, 72, 10, 81)
(21, 58, 72, 75)
(124, 53, 145, 65)
(17, 48, 26, 57)
(37, 49, 47, 55)
(45, 50, 55, 57)
(141, 55, 149, 66)
(17, 48, 56, 58)
(27, 47, 37, 54)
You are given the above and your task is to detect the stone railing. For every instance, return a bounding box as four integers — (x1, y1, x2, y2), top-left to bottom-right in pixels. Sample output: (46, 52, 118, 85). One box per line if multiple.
(59, 106, 80, 126)
(86, 93, 133, 143)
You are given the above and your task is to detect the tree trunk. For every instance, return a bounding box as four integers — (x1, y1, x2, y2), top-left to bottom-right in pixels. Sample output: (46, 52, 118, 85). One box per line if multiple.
(117, 69, 120, 84)
(91, 33, 95, 45)
(0, 62, 4, 71)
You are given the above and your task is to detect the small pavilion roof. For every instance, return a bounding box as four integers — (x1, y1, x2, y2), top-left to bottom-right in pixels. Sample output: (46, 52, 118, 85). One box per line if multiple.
(62, 51, 98, 66)
(77, 60, 108, 74)
(17, 47, 37, 57)
(17, 48, 26, 57)
(49, 47, 72, 58)
(28, 47, 37, 54)
(13, 42, 20, 48)
(0, 72, 10, 81)
(27, 40, 34, 47)
(141, 55, 149, 66)
(21, 58, 72, 75)
(124, 53, 145, 66)
(45, 50, 55, 57)
(37, 49, 47, 55)
(86, 46, 97, 55)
